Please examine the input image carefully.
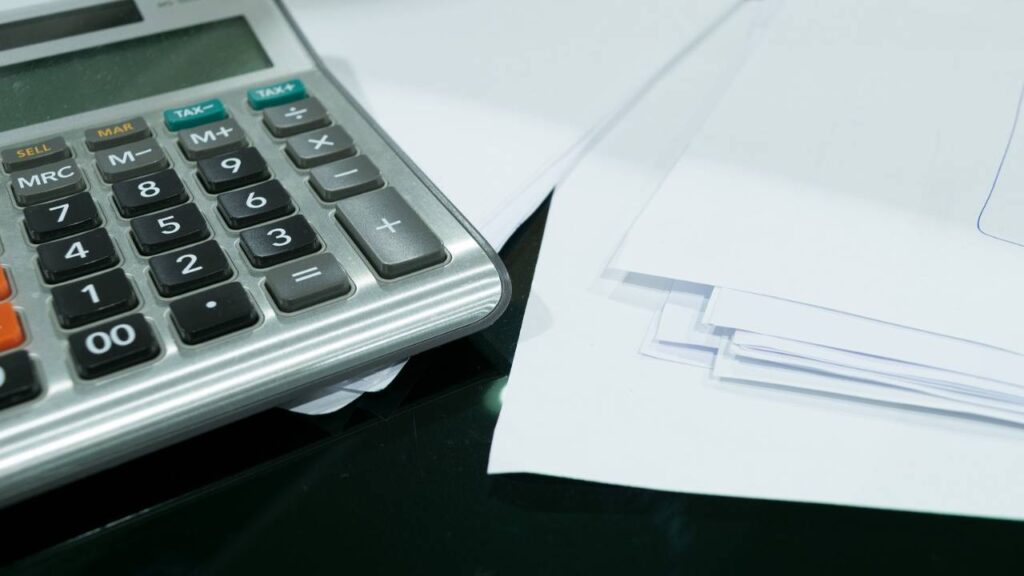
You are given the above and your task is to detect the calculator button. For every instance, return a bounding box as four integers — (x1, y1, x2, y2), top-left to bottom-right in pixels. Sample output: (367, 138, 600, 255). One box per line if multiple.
(217, 180, 295, 229)
(197, 147, 270, 193)
(265, 254, 351, 312)
(112, 169, 188, 217)
(285, 125, 355, 169)
(96, 138, 169, 182)
(130, 203, 210, 256)
(23, 192, 101, 243)
(0, 269, 9, 300)
(0, 304, 24, 351)
(240, 215, 321, 268)
(84, 117, 151, 151)
(163, 98, 227, 131)
(309, 156, 384, 201)
(0, 351, 41, 410)
(37, 229, 119, 284)
(170, 283, 258, 344)
(10, 159, 86, 206)
(51, 269, 138, 329)
(262, 97, 330, 137)
(178, 118, 247, 160)
(69, 314, 160, 379)
(149, 240, 232, 297)
(248, 78, 307, 110)
(336, 187, 446, 278)
(2, 136, 71, 173)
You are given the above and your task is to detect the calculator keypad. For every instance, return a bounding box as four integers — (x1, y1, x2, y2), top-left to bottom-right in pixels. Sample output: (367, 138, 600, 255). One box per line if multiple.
(262, 97, 330, 137)
(112, 169, 188, 217)
(169, 282, 258, 345)
(0, 352, 41, 410)
(37, 229, 119, 284)
(23, 192, 101, 243)
(68, 314, 160, 379)
(51, 269, 138, 329)
(10, 159, 87, 206)
(240, 215, 321, 268)
(178, 118, 247, 160)
(96, 138, 169, 182)
(149, 240, 232, 297)
(310, 156, 384, 201)
(130, 203, 210, 256)
(216, 180, 295, 230)
(197, 147, 270, 192)
(1, 76, 455, 384)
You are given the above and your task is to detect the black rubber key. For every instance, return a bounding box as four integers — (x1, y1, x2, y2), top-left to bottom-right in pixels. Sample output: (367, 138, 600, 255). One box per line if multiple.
(149, 240, 232, 297)
(51, 269, 138, 328)
(197, 147, 269, 193)
(37, 228, 119, 284)
(130, 203, 210, 256)
(217, 180, 295, 229)
(69, 314, 160, 379)
(112, 169, 188, 217)
(170, 283, 258, 344)
(239, 215, 320, 268)
(0, 351, 41, 410)
(23, 192, 100, 243)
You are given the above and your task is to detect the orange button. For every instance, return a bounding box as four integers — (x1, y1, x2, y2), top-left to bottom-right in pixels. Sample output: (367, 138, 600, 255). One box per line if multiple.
(0, 303, 24, 351)
(0, 268, 9, 300)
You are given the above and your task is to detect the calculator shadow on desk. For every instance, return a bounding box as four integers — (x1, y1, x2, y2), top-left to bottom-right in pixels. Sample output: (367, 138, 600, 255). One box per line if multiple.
(0, 0, 508, 507)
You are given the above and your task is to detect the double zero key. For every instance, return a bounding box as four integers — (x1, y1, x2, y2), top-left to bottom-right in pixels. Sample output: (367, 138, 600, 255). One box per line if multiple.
(69, 314, 160, 379)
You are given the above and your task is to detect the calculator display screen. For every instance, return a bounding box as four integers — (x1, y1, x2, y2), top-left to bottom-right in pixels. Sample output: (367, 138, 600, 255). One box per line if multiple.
(0, 17, 272, 132)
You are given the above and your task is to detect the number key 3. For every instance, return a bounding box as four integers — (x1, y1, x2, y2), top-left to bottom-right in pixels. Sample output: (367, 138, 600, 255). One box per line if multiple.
(239, 215, 321, 268)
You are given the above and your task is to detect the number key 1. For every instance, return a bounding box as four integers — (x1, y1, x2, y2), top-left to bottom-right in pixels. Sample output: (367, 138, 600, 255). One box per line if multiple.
(51, 269, 138, 328)
(112, 169, 188, 217)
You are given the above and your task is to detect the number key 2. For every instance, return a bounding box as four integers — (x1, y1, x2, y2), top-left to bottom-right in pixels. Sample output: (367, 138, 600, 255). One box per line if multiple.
(69, 313, 160, 379)
(197, 147, 270, 193)
(112, 169, 188, 217)
(240, 215, 321, 268)
(51, 269, 138, 328)
(149, 240, 232, 297)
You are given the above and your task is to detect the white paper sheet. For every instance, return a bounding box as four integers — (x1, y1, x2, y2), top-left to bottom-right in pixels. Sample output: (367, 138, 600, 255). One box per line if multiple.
(707, 288, 1024, 388)
(284, 0, 741, 414)
(489, 2, 1024, 521)
(613, 0, 1024, 356)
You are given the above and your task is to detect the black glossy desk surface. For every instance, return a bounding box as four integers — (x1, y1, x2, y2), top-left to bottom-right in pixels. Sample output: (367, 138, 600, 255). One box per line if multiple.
(4, 200, 1024, 574)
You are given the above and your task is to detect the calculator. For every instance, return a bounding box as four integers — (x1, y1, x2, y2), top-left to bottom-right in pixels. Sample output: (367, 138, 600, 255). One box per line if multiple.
(0, 0, 509, 506)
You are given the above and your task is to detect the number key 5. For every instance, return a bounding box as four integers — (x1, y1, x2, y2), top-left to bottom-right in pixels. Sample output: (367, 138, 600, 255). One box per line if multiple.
(130, 203, 210, 256)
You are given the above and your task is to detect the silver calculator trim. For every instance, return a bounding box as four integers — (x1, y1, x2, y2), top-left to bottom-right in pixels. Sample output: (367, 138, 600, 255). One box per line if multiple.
(0, 0, 510, 507)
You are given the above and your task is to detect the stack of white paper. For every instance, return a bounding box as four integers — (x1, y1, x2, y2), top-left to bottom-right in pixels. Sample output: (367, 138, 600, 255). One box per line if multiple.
(491, 0, 1024, 521)
(280, 0, 741, 413)
(613, 0, 1024, 426)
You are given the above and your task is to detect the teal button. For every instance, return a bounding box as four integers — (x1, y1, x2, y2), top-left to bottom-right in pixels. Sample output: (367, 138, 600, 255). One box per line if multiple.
(163, 99, 227, 131)
(247, 79, 307, 110)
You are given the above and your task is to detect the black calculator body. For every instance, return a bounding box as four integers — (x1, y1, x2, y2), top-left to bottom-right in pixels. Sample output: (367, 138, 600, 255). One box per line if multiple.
(0, 0, 509, 506)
